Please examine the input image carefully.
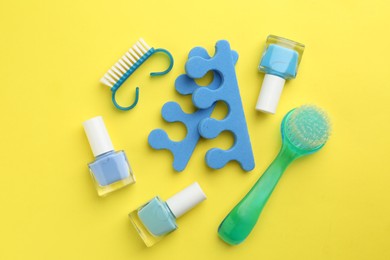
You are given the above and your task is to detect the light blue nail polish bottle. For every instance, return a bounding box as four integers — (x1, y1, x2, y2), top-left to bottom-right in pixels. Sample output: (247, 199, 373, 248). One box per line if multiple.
(256, 35, 305, 114)
(129, 182, 206, 247)
(83, 116, 135, 196)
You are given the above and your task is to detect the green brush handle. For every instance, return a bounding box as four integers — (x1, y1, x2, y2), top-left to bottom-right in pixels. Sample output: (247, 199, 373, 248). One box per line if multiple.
(218, 145, 298, 245)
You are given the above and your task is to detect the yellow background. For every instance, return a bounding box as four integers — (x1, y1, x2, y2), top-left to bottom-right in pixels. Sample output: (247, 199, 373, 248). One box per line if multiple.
(1, 0, 389, 259)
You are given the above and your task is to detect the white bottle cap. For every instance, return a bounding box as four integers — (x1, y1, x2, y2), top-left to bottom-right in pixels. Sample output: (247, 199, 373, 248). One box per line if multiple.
(166, 182, 207, 219)
(83, 116, 114, 157)
(256, 74, 286, 114)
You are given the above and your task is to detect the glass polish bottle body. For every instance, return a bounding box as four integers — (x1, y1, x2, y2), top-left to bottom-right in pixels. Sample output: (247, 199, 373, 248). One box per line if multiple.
(88, 150, 135, 196)
(129, 196, 178, 247)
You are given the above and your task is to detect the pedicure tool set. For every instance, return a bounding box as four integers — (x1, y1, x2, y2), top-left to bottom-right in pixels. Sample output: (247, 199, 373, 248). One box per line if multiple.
(82, 35, 331, 247)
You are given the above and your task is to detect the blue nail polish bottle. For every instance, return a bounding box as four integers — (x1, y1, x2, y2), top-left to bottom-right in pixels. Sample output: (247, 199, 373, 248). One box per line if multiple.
(83, 116, 135, 196)
(129, 182, 206, 247)
(256, 35, 305, 114)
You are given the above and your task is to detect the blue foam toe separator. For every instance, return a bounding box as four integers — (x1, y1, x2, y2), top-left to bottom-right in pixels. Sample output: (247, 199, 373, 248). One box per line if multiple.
(186, 40, 255, 171)
(149, 41, 254, 172)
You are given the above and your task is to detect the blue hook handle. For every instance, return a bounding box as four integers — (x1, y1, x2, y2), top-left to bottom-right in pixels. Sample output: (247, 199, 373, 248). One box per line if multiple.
(112, 87, 139, 111)
(150, 48, 174, 77)
(111, 48, 174, 111)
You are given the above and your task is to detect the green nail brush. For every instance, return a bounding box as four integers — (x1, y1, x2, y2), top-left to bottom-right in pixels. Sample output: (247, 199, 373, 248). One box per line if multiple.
(218, 105, 331, 245)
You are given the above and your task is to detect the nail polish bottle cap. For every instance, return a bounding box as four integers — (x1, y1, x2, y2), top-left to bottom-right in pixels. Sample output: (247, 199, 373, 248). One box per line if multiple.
(166, 182, 207, 218)
(83, 116, 114, 157)
(256, 74, 286, 114)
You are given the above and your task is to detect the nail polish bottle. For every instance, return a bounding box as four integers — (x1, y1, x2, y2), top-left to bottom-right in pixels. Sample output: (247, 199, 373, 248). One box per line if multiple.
(256, 35, 305, 114)
(83, 116, 135, 196)
(129, 182, 206, 247)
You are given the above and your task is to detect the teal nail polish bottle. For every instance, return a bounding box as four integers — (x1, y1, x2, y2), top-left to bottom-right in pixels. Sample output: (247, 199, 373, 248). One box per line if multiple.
(129, 183, 206, 247)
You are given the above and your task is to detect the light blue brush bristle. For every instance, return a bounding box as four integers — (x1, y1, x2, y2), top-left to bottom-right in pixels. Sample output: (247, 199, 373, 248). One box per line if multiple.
(285, 105, 331, 151)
